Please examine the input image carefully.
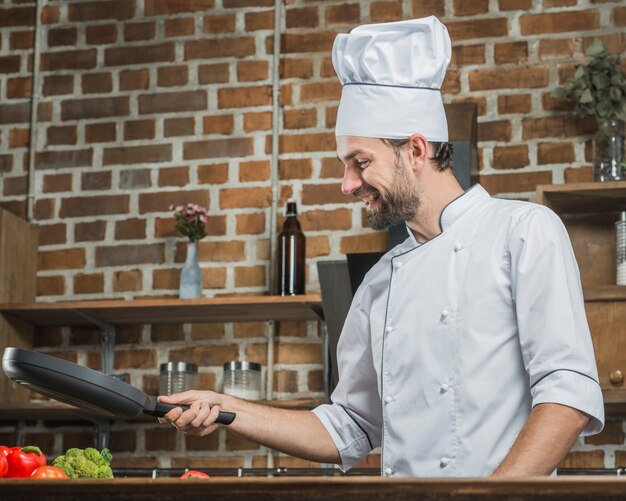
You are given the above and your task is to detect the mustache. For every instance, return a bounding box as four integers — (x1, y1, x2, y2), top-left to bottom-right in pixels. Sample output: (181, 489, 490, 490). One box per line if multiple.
(353, 187, 379, 199)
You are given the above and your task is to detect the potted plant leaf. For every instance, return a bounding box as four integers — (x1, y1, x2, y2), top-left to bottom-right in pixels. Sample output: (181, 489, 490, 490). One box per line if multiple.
(552, 39, 626, 182)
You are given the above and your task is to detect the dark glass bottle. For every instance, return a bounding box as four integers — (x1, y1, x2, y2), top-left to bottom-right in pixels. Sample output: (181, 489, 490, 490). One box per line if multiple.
(276, 199, 306, 295)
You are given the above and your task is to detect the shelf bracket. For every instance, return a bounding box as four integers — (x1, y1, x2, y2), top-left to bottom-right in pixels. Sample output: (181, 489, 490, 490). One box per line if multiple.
(93, 418, 110, 451)
(70, 310, 117, 376)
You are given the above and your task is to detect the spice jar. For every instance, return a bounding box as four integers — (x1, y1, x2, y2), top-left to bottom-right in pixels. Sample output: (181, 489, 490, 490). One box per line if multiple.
(222, 361, 263, 400)
(617, 211, 626, 286)
(159, 362, 198, 396)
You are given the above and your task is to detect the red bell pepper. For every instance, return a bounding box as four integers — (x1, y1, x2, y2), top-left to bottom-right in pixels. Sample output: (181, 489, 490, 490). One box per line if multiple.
(6, 446, 46, 478)
(0, 452, 7, 478)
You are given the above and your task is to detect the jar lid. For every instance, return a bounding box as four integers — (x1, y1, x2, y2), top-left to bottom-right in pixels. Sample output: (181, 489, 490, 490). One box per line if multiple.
(223, 361, 262, 372)
(160, 362, 197, 373)
(619, 211, 626, 222)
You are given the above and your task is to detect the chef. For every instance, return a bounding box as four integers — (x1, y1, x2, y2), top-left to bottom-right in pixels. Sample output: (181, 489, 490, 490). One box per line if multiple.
(159, 16, 605, 477)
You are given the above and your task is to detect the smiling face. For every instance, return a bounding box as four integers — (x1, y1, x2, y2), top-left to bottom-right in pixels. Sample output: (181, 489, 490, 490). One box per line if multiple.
(337, 136, 421, 231)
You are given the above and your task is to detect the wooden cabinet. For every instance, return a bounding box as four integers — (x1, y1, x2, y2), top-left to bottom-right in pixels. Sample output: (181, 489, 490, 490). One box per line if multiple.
(537, 181, 626, 410)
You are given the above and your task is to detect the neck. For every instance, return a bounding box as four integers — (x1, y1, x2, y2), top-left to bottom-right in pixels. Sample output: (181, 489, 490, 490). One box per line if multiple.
(406, 172, 464, 243)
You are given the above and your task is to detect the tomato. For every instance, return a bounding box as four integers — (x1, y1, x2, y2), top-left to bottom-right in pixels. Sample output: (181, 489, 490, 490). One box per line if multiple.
(30, 466, 68, 479)
(181, 470, 210, 478)
(6, 446, 46, 478)
(0, 453, 7, 478)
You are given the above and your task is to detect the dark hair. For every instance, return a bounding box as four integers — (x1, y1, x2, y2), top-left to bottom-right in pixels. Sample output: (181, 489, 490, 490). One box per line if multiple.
(382, 138, 454, 172)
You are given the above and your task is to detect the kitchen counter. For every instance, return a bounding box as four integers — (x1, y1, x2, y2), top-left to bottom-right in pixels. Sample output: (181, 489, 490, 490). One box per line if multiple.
(2, 476, 626, 500)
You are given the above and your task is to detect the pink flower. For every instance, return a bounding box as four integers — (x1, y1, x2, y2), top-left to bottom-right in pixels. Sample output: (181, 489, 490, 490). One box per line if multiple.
(200, 214, 207, 224)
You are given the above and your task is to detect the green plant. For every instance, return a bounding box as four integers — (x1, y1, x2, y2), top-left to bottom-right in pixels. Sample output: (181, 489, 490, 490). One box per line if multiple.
(170, 203, 208, 243)
(552, 39, 626, 122)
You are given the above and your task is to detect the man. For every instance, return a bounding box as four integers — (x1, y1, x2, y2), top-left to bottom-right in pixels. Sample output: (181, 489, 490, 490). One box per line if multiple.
(159, 16, 604, 477)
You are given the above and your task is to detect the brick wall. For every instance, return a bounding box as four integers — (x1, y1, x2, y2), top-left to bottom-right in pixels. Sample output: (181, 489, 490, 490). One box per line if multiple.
(1, 0, 625, 471)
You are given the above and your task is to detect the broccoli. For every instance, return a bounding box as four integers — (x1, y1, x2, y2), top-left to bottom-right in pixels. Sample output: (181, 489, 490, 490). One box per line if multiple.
(52, 447, 114, 479)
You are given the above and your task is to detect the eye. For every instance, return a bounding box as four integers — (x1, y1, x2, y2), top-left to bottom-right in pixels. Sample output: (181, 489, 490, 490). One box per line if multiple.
(355, 159, 369, 170)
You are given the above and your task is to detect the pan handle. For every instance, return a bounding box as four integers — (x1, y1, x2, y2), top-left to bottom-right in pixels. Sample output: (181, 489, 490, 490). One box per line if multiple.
(152, 402, 236, 425)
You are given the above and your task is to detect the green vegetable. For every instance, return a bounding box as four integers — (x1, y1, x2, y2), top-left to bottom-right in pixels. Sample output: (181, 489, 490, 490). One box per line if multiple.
(52, 447, 113, 479)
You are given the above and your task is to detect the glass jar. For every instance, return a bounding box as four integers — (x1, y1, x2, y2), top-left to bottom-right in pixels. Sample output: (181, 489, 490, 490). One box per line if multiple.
(159, 362, 198, 396)
(616, 212, 626, 286)
(222, 361, 263, 400)
(593, 118, 625, 182)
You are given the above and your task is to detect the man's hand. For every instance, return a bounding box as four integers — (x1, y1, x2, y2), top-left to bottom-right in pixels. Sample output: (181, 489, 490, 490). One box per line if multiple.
(491, 403, 591, 476)
(158, 390, 223, 436)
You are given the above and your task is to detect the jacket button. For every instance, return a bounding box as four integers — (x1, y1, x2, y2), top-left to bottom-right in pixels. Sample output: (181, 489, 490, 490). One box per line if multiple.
(384, 467, 393, 476)
(440, 457, 450, 468)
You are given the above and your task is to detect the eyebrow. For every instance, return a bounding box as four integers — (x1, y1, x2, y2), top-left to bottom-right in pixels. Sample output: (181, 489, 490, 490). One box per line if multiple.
(337, 149, 366, 163)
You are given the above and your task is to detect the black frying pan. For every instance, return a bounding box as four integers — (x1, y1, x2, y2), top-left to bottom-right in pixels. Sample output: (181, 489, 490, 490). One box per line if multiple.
(2, 347, 235, 425)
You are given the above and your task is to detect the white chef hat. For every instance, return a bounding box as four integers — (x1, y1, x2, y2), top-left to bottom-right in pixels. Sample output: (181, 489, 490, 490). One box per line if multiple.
(332, 16, 451, 141)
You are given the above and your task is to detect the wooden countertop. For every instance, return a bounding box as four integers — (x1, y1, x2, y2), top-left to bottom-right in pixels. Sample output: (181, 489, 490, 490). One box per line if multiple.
(1, 476, 626, 501)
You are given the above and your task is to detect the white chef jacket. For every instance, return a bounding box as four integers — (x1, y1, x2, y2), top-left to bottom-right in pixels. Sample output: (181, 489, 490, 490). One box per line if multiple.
(313, 184, 604, 477)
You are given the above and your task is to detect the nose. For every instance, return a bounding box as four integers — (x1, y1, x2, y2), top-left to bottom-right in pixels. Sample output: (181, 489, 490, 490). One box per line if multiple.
(341, 165, 363, 195)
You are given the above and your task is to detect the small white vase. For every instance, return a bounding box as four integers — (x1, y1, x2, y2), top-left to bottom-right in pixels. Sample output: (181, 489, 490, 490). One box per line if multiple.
(179, 242, 202, 299)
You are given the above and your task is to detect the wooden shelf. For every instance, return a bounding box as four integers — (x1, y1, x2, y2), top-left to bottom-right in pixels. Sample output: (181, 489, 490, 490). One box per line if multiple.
(537, 181, 626, 219)
(0, 398, 329, 422)
(583, 286, 626, 302)
(0, 294, 323, 327)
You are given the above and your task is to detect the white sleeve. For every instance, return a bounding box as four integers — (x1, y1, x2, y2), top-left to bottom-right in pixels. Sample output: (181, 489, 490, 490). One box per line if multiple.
(312, 300, 382, 471)
(508, 206, 604, 435)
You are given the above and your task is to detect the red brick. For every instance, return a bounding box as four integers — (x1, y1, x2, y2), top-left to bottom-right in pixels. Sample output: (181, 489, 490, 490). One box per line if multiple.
(280, 58, 313, 79)
(75, 220, 107, 242)
(48, 27, 77, 47)
(234, 266, 266, 287)
(236, 213, 266, 235)
(239, 160, 270, 182)
(302, 183, 353, 205)
(103, 144, 171, 165)
(68, 1, 136, 21)
(38, 223, 66, 246)
(454, 0, 488, 15)
(246, 11, 274, 32)
(412, 0, 445, 17)
(497, 94, 531, 114)
(479, 171, 553, 195)
(165, 17, 195, 37)
(124, 21, 155, 42)
(61, 195, 129, 218)
(42, 49, 97, 71)
(3, 176, 28, 196)
(537, 142, 576, 165)
(43, 173, 72, 193)
(442, 70, 461, 94)
(237, 60, 269, 82)
(38, 102, 53, 122)
(522, 115, 596, 140)
(105, 43, 175, 66)
(301, 209, 352, 231)
(223, 0, 273, 6)
(114, 270, 143, 292)
(451, 44, 486, 66)
(320, 157, 344, 179)
(279, 159, 312, 179)
(204, 13, 236, 33)
(558, 451, 604, 469)
(492, 145, 528, 170)
(197, 163, 229, 184)
(0, 102, 30, 124)
(62, 96, 129, 120)
(156, 65, 188, 87)
(47, 125, 77, 145)
(10, 30, 34, 50)
(145, 0, 215, 15)
(520, 10, 600, 35)
(564, 166, 593, 184)
(370, 1, 402, 22)
(34, 199, 55, 220)
(81, 72, 113, 94)
(86, 122, 116, 143)
(217, 85, 271, 109)
(280, 132, 335, 153)
(120, 68, 149, 90)
(284, 108, 316, 130)
(184, 138, 254, 160)
(185, 37, 256, 60)
(120, 169, 151, 189)
(281, 32, 337, 53)
(243, 111, 272, 132)
(203, 114, 234, 135)
(0, 156, 13, 173)
(498, 0, 531, 9)
(37, 276, 65, 296)
(198, 63, 230, 84)
(326, 3, 360, 24)
(0, 7, 35, 28)
(220, 187, 271, 209)
(164, 117, 195, 137)
(469, 66, 548, 90)
(138, 190, 210, 214)
(616, 7, 626, 27)
(115, 219, 147, 240)
(96, 244, 164, 267)
(9, 128, 30, 148)
(542, 92, 575, 112)
(300, 80, 341, 103)
(86, 24, 117, 45)
(0, 56, 20, 74)
(446, 18, 508, 41)
(138, 90, 207, 114)
(494, 42, 528, 64)
(77, 171, 109, 192)
(286, 7, 318, 28)
(478, 120, 512, 142)
(38, 248, 86, 271)
(158, 166, 189, 187)
(35, 149, 92, 170)
(124, 119, 155, 140)
(7, 77, 31, 98)
(74, 273, 104, 294)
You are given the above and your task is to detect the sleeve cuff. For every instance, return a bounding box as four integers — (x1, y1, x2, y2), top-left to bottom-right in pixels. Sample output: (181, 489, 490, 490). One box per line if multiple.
(312, 404, 373, 471)
(530, 369, 605, 436)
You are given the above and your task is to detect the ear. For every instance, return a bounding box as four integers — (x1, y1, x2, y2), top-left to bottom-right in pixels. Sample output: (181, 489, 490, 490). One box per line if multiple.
(407, 133, 430, 173)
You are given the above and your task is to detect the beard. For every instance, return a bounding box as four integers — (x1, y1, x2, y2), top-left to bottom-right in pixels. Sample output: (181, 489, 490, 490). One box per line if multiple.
(357, 157, 420, 231)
